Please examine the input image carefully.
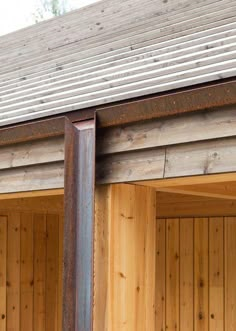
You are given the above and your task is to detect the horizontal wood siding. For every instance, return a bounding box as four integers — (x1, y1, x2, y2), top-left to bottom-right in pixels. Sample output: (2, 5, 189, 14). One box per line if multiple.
(97, 106, 236, 155)
(0, 197, 63, 331)
(156, 216, 236, 331)
(97, 136, 236, 183)
(2, 105, 236, 192)
(96, 106, 236, 184)
(0, 136, 64, 194)
(0, 0, 235, 125)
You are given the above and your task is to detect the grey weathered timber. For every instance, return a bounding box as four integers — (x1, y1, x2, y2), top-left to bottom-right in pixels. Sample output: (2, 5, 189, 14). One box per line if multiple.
(97, 105, 236, 155)
(97, 148, 166, 183)
(1, 104, 236, 192)
(0, 0, 235, 126)
(0, 162, 64, 193)
(63, 118, 95, 331)
(0, 136, 64, 170)
(0, 136, 64, 193)
(96, 137, 236, 183)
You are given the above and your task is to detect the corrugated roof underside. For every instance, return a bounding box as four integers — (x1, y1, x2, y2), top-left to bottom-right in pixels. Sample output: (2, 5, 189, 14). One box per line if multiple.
(0, 0, 235, 126)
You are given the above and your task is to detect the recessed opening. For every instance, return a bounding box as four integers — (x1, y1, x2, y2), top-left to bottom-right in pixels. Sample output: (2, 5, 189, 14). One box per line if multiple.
(94, 175, 236, 330)
(0, 192, 64, 330)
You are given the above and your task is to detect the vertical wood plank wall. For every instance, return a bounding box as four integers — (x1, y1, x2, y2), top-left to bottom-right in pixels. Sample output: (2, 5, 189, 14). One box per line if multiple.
(94, 186, 236, 331)
(156, 216, 236, 331)
(0, 197, 63, 331)
(94, 184, 157, 331)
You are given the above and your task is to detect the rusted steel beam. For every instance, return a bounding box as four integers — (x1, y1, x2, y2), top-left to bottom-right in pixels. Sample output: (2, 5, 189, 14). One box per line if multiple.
(0, 116, 65, 146)
(0, 79, 235, 146)
(0, 109, 95, 146)
(96, 79, 236, 127)
(63, 117, 96, 331)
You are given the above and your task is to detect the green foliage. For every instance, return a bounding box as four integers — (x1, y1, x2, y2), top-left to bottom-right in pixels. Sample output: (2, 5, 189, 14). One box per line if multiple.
(33, 0, 70, 22)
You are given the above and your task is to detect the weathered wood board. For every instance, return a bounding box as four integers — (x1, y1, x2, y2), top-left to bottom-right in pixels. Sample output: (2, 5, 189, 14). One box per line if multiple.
(0, 0, 235, 125)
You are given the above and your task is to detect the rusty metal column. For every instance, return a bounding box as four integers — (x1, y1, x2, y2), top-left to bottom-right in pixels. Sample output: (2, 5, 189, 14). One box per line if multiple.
(63, 117, 96, 331)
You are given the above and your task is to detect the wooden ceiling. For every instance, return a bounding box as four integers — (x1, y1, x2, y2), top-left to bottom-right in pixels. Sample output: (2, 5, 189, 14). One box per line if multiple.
(136, 173, 236, 200)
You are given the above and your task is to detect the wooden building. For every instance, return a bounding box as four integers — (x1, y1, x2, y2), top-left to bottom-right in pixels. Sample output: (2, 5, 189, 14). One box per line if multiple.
(0, 0, 236, 330)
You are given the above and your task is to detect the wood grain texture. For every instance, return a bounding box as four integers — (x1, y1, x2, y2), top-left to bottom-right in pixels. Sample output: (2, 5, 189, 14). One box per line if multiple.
(155, 219, 166, 331)
(97, 105, 236, 155)
(194, 218, 209, 331)
(180, 218, 194, 330)
(0, 217, 7, 331)
(46, 214, 59, 331)
(0, 136, 64, 171)
(157, 191, 236, 218)
(0, 196, 63, 331)
(0, 162, 64, 194)
(224, 217, 236, 331)
(93, 186, 111, 331)
(155, 216, 235, 331)
(94, 184, 157, 331)
(0, 135, 64, 195)
(97, 147, 165, 183)
(107, 184, 156, 331)
(58, 214, 64, 331)
(165, 137, 236, 178)
(7, 213, 20, 331)
(209, 217, 224, 331)
(0, 0, 235, 125)
(33, 214, 47, 331)
(97, 136, 236, 184)
(20, 212, 34, 331)
(166, 218, 179, 331)
(156, 181, 236, 201)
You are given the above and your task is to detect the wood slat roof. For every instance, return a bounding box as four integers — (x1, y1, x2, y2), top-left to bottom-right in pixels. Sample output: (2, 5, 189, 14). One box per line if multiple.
(0, 0, 235, 126)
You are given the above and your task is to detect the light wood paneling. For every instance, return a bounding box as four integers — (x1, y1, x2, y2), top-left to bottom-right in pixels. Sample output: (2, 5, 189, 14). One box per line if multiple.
(0, 196, 63, 331)
(209, 217, 224, 331)
(225, 217, 236, 331)
(33, 214, 47, 331)
(93, 186, 111, 331)
(156, 192, 236, 218)
(94, 183, 156, 331)
(7, 213, 20, 331)
(46, 214, 59, 331)
(180, 218, 194, 330)
(194, 218, 209, 331)
(0, 217, 7, 331)
(166, 218, 179, 331)
(20, 212, 34, 331)
(109, 184, 156, 331)
(155, 219, 166, 331)
(156, 216, 236, 331)
(156, 181, 236, 200)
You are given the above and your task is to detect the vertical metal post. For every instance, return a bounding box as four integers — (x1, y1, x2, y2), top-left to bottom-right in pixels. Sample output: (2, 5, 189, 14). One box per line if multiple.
(63, 117, 95, 331)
